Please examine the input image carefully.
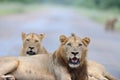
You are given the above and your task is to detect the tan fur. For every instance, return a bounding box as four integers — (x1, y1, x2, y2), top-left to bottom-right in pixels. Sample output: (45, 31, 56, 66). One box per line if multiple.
(0, 34, 90, 80)
(51, 34, 90, 80)
(88, 60, 117, 80)
(0, 34, 116, 80)
(20, 32, 48, 56)
(105, 18, 118, 31)
(0, 54, 55, 80)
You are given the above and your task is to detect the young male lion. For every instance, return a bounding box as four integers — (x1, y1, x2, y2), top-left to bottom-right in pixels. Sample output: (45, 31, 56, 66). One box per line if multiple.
(20, 32, 48, 56)
(0, 34, 116, 80)
(52, 34, 90, 80)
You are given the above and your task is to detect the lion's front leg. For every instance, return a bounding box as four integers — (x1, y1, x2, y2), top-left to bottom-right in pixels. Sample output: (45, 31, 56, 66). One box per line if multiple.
(61, 72, 71, 80)
(104, 72, 117, 80)
(54, 66, 71, 80)
(0, 57, 19, 75)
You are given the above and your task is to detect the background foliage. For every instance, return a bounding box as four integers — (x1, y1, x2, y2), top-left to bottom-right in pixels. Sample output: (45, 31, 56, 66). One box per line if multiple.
(0, 0, 120, 9)
(0, 0, 120, 31)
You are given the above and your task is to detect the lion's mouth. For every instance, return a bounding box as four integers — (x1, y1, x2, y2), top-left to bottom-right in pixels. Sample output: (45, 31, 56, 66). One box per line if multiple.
(69, 57, 80, 65)
(27, 51, 36, 55)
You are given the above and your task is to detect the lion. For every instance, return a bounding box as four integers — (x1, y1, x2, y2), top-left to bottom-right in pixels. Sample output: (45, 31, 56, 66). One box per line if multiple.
(0, 54, 55, 80)
(88, 60, 117, 80)
(20, 33, 116, 80)
(20, 33, 117, 80)
(51, 34, 90, 80)
(0, 34, 90, 80)
(105, 18, 118, 31)
(57, 34, 116, 80)
(20, 32, 48, 56)
(0, 34, 117, 80)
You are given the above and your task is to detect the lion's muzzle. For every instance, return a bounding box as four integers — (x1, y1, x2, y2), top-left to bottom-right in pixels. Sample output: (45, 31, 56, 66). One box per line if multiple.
(27, 51, 36, 55)
(26, 47, 36, 55)
(69, 57, 80, 65)
(71, 52, 79, 56)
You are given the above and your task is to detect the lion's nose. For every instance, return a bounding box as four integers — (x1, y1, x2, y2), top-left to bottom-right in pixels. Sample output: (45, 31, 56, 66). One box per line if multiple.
(71, 52, 79, 56)
(29, 47, 34, 50)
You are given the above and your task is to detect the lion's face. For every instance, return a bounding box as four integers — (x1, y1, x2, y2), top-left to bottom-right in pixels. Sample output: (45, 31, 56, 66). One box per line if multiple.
(60, 34, 90, 68)
(22, 32, 45, 56)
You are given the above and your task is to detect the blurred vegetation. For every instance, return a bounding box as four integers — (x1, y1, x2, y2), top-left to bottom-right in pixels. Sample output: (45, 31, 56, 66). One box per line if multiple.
(1, 0, 120, 11)
(77, 8, 120, 31)
(0, 0, 120, 30)
(0, 0, 120, 9)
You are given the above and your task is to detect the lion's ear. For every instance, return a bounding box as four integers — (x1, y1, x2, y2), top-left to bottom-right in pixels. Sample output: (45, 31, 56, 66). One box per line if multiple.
(39, 33, 46, 40)
(21, 32, 26, 40)
(60, 35, 68, 45)
(82, 37, 90, 47)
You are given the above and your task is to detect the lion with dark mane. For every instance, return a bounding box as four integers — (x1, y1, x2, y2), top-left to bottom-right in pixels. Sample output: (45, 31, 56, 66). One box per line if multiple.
(52, 34, 90, 80)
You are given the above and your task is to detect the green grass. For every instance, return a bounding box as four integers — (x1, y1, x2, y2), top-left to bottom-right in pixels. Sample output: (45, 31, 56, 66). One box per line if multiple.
(77, 7, 120, 31)
(0, 2, 42, 15)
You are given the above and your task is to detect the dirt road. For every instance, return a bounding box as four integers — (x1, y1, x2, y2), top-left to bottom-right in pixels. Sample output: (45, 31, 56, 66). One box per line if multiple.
(0, 7, 120, 79)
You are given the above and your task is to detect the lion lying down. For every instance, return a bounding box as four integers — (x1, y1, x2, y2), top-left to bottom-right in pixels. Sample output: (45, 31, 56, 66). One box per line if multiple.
(0, 34, 116, 80)
(20, 33, 116, 80)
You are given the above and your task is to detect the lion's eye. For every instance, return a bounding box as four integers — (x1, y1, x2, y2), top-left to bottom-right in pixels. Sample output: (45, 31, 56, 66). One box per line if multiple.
(67, 43, 72, 46)
(78, 43, 82, 47)
(35, 40, 39, 42)
(26, 39, 30, 41)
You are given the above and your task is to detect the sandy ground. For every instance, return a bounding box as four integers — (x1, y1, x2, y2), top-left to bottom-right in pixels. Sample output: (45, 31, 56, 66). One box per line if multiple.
(0, 7, 120, 79)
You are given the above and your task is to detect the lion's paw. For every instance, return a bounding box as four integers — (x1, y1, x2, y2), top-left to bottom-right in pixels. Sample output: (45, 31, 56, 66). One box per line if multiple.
(88, 76, 97, 80)
(96, 77, 108, 80)
(101, 78, 108, 80)
(0, 75, 15, 80)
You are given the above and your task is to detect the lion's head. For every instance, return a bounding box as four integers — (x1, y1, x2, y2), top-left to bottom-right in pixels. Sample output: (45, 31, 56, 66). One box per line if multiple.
(21, 32, 46, 56)
(59, 34, 90, 68)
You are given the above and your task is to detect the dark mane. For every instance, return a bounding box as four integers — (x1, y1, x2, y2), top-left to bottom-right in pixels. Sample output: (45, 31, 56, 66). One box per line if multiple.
(54, 46, 88, 80)
(68, 60, 88, 80)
